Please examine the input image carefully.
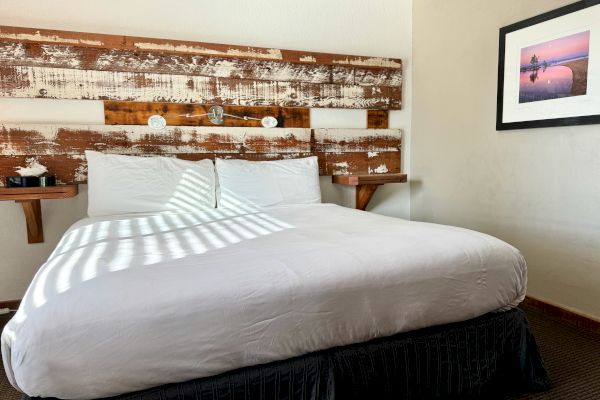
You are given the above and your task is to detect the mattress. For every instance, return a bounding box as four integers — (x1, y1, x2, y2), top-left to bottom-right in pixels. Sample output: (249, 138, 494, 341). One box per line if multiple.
(2, 204, 527, 399)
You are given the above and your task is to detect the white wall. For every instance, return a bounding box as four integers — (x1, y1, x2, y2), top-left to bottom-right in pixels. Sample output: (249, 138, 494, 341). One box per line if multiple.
(0, 0, 412, 300)
(412, 0, 600, 318)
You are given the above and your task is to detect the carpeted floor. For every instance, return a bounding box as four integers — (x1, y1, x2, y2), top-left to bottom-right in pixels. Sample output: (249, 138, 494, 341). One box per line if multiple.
(1, 307, 600, 400)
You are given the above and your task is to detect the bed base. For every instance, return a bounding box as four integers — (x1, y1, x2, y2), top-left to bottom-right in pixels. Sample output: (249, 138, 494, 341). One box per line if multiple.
(25, 308, 549, 400)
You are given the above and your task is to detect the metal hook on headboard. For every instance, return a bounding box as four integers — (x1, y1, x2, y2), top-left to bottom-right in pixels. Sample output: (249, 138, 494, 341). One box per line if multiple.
(147, 106, 279, 130)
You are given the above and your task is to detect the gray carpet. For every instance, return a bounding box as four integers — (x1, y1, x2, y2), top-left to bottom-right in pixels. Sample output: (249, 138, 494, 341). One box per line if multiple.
(1, 307, 600, 400)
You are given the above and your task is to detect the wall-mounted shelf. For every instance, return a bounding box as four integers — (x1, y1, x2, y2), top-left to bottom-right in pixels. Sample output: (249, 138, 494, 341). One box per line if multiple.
(332, 173, 407, 211)
(0, 185, 79, 244)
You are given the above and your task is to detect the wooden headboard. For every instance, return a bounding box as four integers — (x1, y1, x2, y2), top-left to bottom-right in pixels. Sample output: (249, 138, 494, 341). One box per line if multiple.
(0, 125, 401, 184)
(0, 26, 403, 185)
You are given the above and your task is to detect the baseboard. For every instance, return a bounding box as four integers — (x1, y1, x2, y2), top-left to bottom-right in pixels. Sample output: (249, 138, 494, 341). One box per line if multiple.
(522, 296, 600, 335)
(0, 299, 21, 310)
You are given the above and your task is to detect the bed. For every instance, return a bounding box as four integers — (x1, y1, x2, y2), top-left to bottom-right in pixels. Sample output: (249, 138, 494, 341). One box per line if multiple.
(2, 203, 548, 399)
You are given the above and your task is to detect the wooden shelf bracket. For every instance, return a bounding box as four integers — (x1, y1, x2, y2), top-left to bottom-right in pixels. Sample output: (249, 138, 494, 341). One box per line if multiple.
(17, 199, 44, 243)
(0, 185, 78, 244)
(332, 173, 407, 211)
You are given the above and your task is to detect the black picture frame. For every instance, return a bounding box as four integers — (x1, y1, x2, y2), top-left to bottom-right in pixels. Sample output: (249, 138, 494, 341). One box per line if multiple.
(496, 0, 600, 130)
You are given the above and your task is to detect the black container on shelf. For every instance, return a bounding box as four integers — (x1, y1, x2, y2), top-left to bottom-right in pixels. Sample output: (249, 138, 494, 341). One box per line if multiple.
(7, 176, 41, 187)
(39, 176, 57, 187)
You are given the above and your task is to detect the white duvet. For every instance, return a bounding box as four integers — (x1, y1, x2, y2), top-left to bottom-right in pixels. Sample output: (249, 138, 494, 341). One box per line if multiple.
(2, 204, 526, 399)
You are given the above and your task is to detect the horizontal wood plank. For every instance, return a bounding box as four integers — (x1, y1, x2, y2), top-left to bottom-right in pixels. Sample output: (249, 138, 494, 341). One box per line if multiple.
(0, 26, 402, 110)
(0, 42, 402, 87)
(0, 65, 401, 109)
(332, 173, 407, 185)
(0, 25, 402, 69)
(0, 185, 78, 201)
(0, 125, 401, 183)
(316, 151, 400, 176)
(314, 128, 401, 152)
(0, 125, 312, 156)
(104, 101, 310, 128)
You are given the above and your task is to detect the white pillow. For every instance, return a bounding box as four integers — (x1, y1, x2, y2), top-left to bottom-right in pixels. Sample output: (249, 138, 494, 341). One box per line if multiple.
(215, 157, 321, 209)
(86, 151, 216, 217)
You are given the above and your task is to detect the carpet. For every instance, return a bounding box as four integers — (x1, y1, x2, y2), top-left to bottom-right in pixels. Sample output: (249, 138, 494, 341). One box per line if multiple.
(1, 306, 599, 400)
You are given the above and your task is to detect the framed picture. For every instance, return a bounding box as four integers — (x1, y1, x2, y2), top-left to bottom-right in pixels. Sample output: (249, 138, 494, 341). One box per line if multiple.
(496, 0, 600, 130)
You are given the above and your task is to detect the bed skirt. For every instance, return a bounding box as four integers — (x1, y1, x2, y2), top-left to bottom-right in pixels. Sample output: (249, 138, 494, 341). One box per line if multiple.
(25, 308, 549, 400)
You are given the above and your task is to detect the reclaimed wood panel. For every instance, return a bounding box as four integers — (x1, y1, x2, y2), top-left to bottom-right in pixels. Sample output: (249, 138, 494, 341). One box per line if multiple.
(314, 128, 401, 152)
(314, 128, 401, 175)
(0, 26, 402, 68)
(0, 184, 78, 200)
(367, 110, 389, 129)
(316, 151, 401, 175)
(0, 42, 401, 87)
(332, 173, 407, 185)
(0, 26, 402, 110)
(104, 101, 310, 128)
(0, 125, 401, 183)
(0, 65, 400, 109)
(0, 125, 311, 156)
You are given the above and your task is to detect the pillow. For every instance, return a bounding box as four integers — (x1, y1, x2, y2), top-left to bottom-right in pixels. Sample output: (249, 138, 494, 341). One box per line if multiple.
(85, 151, 216, 217)
(215, 157, 321, 209)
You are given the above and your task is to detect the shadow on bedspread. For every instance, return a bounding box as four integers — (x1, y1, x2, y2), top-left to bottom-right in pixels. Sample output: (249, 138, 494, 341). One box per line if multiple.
(25, 308, 549, 400)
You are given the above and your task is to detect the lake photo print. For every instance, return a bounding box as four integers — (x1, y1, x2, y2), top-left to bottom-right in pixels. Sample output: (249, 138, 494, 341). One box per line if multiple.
(519, 30, 590, 103)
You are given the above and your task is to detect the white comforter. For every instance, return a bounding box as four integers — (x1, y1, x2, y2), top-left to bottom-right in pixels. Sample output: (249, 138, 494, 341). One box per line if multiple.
(2, 204, 526, 399)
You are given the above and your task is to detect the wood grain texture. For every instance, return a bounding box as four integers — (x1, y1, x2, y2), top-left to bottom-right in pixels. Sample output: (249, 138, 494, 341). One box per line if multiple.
(355, 184, 380, 211)
(367, 110, 389, 129)
(104, 101, 310, 128)
(332, 173, 407, 210)
(0, 65, 401, 109)
(314, 128, 401, 153)
(332, 173, 407, 185)
(0, 125, 401, 183)
(0, 42, 401, 87)
(0, 25, 402, 68)
(18, 199, 43, 243)
(0, 185, 78, 200)
(0, 26, 402, 110)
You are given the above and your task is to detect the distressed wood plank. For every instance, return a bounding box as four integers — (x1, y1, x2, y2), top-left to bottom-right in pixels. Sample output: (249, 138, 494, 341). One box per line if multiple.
(0, 125, 401, 184)
(314, 128, 401, 152)
(367, 110, 389, 129)
(104, 101, 310, 128)
(316, 151, 400, 175)
(19, 199, 43, 243)
(0, 42, 402, 87)
(0, 25, 402, 69)
(332, 173, 407, 185)
(0, 153, 317, 184)
(0, 185, 79, 199)
(0, 125, 312, 156)
(0, 65, 401, 109)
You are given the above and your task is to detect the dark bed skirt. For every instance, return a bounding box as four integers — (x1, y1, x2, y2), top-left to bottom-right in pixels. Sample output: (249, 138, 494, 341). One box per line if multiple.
(26, 308, 549, 400)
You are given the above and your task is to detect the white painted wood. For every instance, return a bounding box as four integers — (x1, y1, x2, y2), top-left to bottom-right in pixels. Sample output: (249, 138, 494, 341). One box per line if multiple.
(314, 128, 402, 151)
(0, 124, 312, 156)
(0, 66, 399, 109)
(0, 43, 402, 86)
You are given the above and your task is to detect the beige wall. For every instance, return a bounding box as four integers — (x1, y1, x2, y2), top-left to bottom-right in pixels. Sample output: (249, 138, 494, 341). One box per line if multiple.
(412, 0, 600, 318)
(0, 0, 412, 300)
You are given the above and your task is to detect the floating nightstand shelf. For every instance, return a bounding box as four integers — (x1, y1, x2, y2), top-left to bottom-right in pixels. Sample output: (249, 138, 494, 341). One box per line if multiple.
(332, 173, 407, 211)
(0, 185, 79, 244)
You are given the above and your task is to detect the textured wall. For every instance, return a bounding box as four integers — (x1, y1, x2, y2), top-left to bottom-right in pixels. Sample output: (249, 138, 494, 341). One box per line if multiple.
(412, 0, 600, 318)
(0, 0, 412, 300)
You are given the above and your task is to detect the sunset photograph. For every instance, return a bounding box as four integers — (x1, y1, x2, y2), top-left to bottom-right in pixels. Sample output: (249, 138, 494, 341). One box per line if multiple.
(519, 30, 590, 103)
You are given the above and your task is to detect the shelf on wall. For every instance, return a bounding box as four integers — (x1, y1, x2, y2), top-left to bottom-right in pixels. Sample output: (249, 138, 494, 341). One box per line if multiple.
(0, 185, 79, 244)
